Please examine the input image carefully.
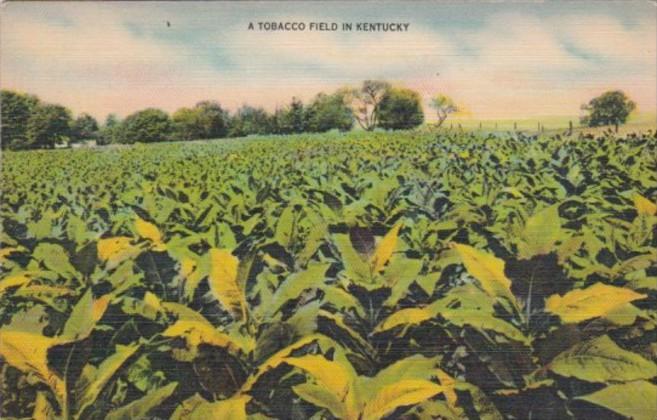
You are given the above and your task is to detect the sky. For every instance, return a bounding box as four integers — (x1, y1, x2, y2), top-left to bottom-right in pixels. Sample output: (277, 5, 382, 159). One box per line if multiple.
(1, 1, 656, 121)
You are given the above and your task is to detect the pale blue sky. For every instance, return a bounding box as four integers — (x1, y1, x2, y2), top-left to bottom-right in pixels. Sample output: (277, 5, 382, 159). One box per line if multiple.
(1, 1, 655, 119)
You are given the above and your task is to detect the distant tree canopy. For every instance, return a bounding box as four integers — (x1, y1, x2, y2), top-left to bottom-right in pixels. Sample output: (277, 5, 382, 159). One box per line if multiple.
(26, 104, 73, 149)
(71, 113, 99, 142)
(229, 105, 272, 137)
(306, 91, 354, 132)
(120, 108, 173, 144)
(378, 87, 424, 130)
(581, 90, 636, 129)
(174, 101, 229, 140)
(1, 90, 40, 149)
(2, 81, 432, 149)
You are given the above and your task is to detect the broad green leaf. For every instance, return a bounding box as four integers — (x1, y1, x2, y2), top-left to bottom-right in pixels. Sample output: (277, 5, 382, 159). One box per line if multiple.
(519, 205, 561, 258)
(442, 308, 528, 344)
(275, 205, 295, 247)
(362, 354, 440, 398)
(106, 382, 178, 420)
(382, 256, 422, 303)
(334, 234, 370, 282)
(545, 283, 646, 323)
(549, 335, 657, 382)
(361, 380, 444, 420)
(292, 382, 348, 419)
(264, 262, 329, 318)
(577, 381, 657, 420)
(208, 249, 247, 320)
(172, 394, 250, 420)
(32, 243, 78, 279)
(60, 290, 111, 340)
(75, 344, 141, 416)
(241, 334, 330, 393)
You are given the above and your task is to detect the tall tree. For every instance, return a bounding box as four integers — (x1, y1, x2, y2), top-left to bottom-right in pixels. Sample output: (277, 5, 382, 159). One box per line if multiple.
(378, 87, 424, 130)
(71, 113, 99, 142)
(581, 90, 636, 131)
(26, 104, 72, 148)
(347, 80, 391, 131)
(120, 108, 173, 144)
(195, 101, 229, 139)
(306, 91, 354, 132)
(430, 94, 458, 128)
(1, 90, 40, 150)
(97, 114, 121, 145)
(229, 105, 272, 137)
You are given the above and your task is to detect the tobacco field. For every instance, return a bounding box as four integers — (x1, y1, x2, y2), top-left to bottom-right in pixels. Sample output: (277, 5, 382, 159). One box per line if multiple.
(1, 129, 656, 419)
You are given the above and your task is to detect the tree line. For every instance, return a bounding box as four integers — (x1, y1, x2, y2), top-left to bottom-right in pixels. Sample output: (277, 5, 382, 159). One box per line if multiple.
(1, 82, 636, 150)
(1, 81, 433, 150)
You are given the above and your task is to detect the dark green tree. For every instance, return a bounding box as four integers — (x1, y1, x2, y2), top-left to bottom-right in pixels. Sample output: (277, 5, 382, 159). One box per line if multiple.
(378, 87, 424, 130)
(173, 106, 204, 140)
(173, 101, 230, 140)
(195, 101, 229, 139)
(273, 97, 308, 134)
(580, 90, 636, 131)
(229, 105, 272, 137)
(97, 114, 121, 145)
(120, 108, 173, 144)
(306, 91, 353, 132)
(26, 104, 72, 148)
(1, 90, 40, 150)
(71, 113, 99, 142)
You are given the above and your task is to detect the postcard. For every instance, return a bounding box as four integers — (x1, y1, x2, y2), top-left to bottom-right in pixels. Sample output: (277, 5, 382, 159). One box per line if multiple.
(1, 1, 656, 419)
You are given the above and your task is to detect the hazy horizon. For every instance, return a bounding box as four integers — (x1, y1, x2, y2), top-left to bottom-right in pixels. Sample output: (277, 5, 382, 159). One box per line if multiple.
(1, 1, 656, 122)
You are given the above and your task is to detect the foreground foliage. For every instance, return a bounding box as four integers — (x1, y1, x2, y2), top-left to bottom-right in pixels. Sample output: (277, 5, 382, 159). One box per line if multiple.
(1, 129, 656, 419)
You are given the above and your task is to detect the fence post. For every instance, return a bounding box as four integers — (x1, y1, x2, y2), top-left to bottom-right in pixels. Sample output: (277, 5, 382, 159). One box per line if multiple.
(514, 122, 517, 131)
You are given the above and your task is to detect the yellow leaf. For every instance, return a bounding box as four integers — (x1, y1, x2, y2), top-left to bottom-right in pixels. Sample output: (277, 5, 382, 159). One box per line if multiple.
(172, 394, 250, 420)
(634, 193, 657, 216)
(0, 272, 33, 294)
(207, 395, 250, 420)
(92, 294, 112, 322)
(545, 283, 646, 324)
(143, 291, 163, 314)
(208, 249, 246, 320)
(97, 237, 140, 268)
(375, 307, 434, 333)
(33, 391, 56, 420)
(162, 320, 243, 353)
(361, 379, 444, 420)
(241, 334, 329, 393)
(451, 244, 515, 303)
(285, 355, 353, 402)
(0, 331, 65, 405)
(371, 223, 402, 274)
(436, 369, 458, 409)
(0, 247, 22, 263)
(135, 217, 166, 251)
